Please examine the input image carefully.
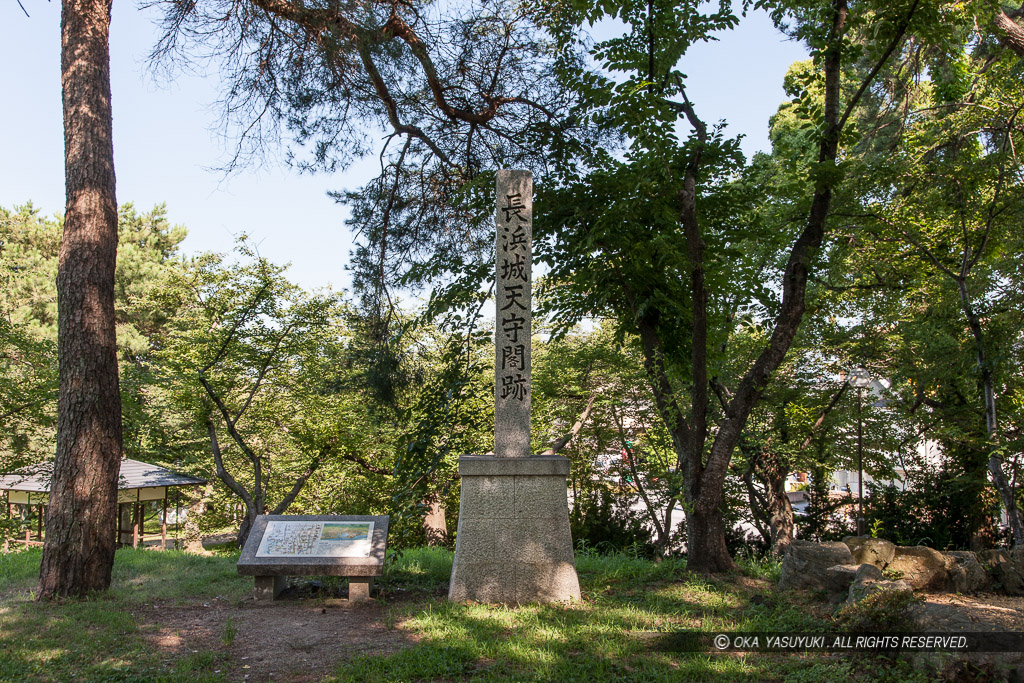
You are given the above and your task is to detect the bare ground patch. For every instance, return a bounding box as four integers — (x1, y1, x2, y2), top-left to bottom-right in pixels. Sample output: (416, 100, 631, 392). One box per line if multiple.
(138, 596, 415, 681)
(912, 591, 1024, 631)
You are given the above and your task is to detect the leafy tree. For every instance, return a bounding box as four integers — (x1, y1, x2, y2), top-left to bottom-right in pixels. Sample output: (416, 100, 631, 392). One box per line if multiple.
(158, 245, 356, 547)
(531, 0, 938, 572)
(0, 204, 190, 468)
(819, 10, 1024, 545)
(0, 206, 59, 471)
(532, 324, 682, 551)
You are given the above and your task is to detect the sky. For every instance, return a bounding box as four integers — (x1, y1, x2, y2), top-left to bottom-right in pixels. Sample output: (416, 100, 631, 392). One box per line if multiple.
(0, 2, 807, 293)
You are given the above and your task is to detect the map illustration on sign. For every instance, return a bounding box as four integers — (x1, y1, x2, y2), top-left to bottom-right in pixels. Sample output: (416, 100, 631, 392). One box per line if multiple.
(255, 521, 374, 558)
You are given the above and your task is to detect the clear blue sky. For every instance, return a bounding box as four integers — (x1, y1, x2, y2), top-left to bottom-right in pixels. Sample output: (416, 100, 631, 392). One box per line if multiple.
(0, 2, 806, 292)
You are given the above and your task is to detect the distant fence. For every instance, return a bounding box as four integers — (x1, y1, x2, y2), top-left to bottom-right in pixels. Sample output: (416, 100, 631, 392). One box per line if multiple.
(1, 530, 44, 552)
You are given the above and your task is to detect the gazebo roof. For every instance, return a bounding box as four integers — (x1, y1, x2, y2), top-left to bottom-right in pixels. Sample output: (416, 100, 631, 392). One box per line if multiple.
(0, 458, 206, 493)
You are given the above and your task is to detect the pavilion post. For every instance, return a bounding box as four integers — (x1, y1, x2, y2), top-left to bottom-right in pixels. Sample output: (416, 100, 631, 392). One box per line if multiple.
(175, 491, 181, 550)
(136, 490, 143, 548)
(132, 503, 140, 549)
(161, 497, 168, 549)
(36, 505, 42, 542)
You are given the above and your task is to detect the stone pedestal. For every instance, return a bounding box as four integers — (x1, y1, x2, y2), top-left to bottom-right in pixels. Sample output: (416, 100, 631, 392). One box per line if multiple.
(348, 577, 373, 602)
(449, 455, 581, 604)
(254, 575, 287, 601)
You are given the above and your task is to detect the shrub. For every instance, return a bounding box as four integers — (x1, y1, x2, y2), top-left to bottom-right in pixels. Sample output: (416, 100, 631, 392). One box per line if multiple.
(835, 588, 921, 633)
(863, 469, 1005, 550)
(570, 485, 658, 557)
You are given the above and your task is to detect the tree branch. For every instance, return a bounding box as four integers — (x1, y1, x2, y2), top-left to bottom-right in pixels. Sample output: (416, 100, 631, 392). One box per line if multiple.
(269, 458, 320, 514)
(995, 9, 1024, 57)
(207, 418, 256, 513)
(799, 379, 851, 450)
(541, 393, 597, 455)
(838, 0, 922, 131)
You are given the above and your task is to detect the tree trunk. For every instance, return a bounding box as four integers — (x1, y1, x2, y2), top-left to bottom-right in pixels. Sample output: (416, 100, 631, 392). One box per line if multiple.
(38, 0, 120, 599)
(181, 482, 213, 554)
(742, 445, 796, 554)
(958, 280, 1024, 546)
(995, 10, 1024, 57)
(765, 466, 795, 554)
(685, 507, 735, 573)
(422, 496, 448, 546)
(237, 508, 259, 549)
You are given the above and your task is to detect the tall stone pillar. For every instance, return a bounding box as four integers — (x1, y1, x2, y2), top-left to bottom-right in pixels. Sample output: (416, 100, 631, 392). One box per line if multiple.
(448, 170, 581, 604)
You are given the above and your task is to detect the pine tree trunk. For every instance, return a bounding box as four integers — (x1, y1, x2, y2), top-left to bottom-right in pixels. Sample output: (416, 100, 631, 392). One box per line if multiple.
(38, 0, 120, 599)
(685, 507, 735, 573)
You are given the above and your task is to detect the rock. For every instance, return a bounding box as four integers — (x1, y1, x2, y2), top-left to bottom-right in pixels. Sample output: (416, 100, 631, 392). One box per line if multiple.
(844, 537, 896, 568)
(943, 551, 990, 594)
(854, 563, 884, 583)
(977, 549, 1024, 596)
(887, 546, 949, 590)
(825, 563, 884, 594)
(824, 564, 862, 594)
(842, 535, 870, 551)
(778, 540, 855, 591)
(1013, 547, 1024, 596)
(847, 575, 913, 604)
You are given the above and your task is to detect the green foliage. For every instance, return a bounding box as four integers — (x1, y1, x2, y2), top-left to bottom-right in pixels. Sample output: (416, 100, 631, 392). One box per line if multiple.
(382, 311, 494, 551)
(799, 464, 856, 542)
(532, 323, 683, 550)
(156, 243, 341, 525)
(570, 485, 658, 557)
(805, 6, 1024, 542)
(835, 588, 922, 633)
(734, 547, 782, 583)
(0, 203, 189, 470)
(864, 473, 1006, 549)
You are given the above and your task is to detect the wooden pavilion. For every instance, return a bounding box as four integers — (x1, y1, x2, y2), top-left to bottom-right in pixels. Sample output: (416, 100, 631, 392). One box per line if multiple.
(0, 458, 206, 551)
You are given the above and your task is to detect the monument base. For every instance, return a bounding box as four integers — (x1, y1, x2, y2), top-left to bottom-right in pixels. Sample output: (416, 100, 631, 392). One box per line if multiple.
(449, 455, 581, 604)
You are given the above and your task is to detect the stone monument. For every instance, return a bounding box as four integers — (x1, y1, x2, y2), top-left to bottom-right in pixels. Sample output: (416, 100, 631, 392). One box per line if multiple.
(448, 170, 581, 604)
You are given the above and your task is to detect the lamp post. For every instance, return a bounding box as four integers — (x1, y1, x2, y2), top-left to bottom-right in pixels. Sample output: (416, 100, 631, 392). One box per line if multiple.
(849, 367, 872, 537)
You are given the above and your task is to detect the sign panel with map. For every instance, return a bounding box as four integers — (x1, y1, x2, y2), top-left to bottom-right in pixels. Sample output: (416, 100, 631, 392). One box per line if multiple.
(255, 520, 375, 558)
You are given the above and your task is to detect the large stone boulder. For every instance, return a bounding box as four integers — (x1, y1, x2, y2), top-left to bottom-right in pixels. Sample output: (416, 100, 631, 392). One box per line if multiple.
(943, 551, 990, 594)
(977, 548, 1024, 596)
(824, 564, 862, 594)
(778, 540, 855, 591)
(843, 536, 896, 568)
(887, 545, 949, 590)
(847, 563, 912, 604)
(828, 563, 883, 596)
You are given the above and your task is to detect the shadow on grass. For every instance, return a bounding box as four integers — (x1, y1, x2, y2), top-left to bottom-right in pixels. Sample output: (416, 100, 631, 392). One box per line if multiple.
(327, 597, 859, 683)
(0, 594, 229, 682)
(326, 549, 881, 683)
(0, 547, 245, 681)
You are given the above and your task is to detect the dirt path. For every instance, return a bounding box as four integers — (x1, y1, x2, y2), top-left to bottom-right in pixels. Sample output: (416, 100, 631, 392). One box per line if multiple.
(914, 592, 1024, 632)
(139, 596, 413, 681)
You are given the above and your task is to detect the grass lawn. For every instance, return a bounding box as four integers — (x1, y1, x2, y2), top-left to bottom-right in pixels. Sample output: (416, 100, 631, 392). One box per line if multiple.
(0, 546, 931, 682)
